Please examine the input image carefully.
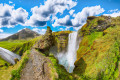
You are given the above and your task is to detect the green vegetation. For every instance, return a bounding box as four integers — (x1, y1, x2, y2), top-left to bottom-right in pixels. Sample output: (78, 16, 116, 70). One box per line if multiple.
(48, 54, 81, 80)
(0, 35, 42, 80)
(0, 36, 42, 70)
(0, 57, 11, 70)
(10, 50, 30, 80)
(75, 16, 120, 79)
(0, 50, 30, 80)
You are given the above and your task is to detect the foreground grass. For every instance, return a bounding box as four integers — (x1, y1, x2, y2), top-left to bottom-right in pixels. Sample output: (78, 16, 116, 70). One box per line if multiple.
(0, 50, 30, 80)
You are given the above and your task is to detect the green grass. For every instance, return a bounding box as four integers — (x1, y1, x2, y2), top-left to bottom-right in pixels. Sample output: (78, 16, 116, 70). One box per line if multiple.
(75, 24, 120, 79)
(0, 36, 42, 79)
(10, 50, 30, 80)
(0, 50, 30, 80)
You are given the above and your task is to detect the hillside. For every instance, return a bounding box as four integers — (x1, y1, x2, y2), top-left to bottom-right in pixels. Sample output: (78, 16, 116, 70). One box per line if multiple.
(0, 28, 39, 41)
(74, 16, 120, 80)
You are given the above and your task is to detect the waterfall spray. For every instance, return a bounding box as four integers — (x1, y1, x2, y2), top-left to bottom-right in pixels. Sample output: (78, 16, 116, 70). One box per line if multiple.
(0, 47, 21, 64)
(56, 32, 78, 73)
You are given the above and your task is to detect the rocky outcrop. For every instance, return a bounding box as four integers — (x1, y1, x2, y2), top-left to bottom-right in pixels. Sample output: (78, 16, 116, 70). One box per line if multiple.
(79, 16, 116, 37)
(34, 26, 72, 54)
(34, 26, 53, 56)
(0, 28, 39, 41)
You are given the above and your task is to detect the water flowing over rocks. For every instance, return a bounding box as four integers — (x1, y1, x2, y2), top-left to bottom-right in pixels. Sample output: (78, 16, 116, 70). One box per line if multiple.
(0, 47, 21, 64)
(55, 32, 79, 73)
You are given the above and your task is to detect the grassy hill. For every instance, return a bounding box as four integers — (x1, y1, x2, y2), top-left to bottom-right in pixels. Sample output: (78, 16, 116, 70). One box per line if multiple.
(74, 16, 120, 80)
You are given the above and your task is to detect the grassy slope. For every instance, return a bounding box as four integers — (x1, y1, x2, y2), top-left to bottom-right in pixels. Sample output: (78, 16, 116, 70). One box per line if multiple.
(0, 36, 42, 80)
(75, 16, 120, 80)
(0, 50, 30, 80)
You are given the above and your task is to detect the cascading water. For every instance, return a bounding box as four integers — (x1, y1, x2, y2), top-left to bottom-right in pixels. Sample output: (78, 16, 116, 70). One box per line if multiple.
(56, 32, 78, 73)
(0, 47, 21, 64)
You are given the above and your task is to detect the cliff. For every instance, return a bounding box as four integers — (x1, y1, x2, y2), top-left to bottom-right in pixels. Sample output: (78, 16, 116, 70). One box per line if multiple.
(74, 16, 120, 79)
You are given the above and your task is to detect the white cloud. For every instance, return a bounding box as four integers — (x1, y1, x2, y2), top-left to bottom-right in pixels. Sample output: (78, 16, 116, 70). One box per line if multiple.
(9, 1, 13, 4)
(71, 5, 104, 27)
(109, 9, 118, 12)
(0, 33, 12, 39)
(32, 28, 46, 34)
(53, 5, 104, 29)
(0, 4, 28, 28)
(26, 0, 77, 27)
(0, 29, 3, 32)
(69, 9, 75, 15)
(53, 15, 72, 27)
(104, 11, 120, 17)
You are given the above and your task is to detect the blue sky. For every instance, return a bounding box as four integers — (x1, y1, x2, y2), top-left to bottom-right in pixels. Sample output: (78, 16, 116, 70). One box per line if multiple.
(0, 0, 120, 38)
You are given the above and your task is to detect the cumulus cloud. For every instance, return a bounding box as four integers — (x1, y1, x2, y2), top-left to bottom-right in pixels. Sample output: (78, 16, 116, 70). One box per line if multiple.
(0, 29, 3, 32)
(0, 4, 28, 28)
(26, 0, 77, 27)
(0, 33, 12, 39)
(53, 15, 73, 27)
(104, 11, 120, 17)
(53, 5, 104, 29)
(32, 28, 46, 34)
(69, 9, 75, 15)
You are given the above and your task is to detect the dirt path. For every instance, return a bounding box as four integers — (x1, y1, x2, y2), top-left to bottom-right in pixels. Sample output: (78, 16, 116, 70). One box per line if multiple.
(20, 49, 52, 80)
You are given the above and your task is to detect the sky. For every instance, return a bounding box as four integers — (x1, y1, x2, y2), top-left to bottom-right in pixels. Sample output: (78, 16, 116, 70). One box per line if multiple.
(0, 0, 120, 39)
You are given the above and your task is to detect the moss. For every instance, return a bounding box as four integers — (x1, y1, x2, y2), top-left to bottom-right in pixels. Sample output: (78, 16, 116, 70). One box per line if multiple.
(0, 50, 30, 80)
(10, 51, 30, 80)
(75, 25, 120, 79)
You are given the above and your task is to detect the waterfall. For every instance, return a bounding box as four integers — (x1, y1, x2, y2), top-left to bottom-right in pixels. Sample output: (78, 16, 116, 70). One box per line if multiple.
(56, 32, 78, 73)
(0, 47, 21, 64)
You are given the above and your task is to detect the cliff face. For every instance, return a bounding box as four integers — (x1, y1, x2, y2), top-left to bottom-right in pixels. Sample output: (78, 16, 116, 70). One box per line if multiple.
(52, 31, 72, 53)
(74, 16, 120, 79)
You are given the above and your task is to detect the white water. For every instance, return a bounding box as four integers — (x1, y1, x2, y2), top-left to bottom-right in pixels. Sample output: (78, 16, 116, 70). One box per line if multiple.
(56, 32, 78, 73)
(0, 47, 21, 64)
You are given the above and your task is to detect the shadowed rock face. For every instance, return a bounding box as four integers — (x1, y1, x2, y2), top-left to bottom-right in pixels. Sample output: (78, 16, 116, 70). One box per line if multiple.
(0, 28, 39, 41)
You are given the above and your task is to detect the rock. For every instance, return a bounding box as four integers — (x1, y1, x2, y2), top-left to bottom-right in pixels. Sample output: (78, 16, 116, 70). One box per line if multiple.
(14, 58, 19, 64)
(34, 26, 53, 56)
(52, 31, 72, 53)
